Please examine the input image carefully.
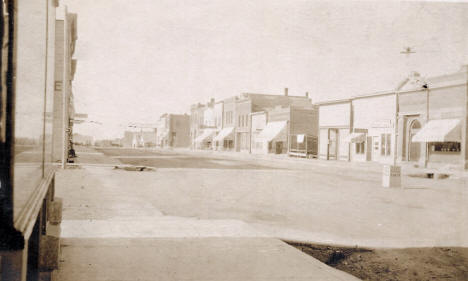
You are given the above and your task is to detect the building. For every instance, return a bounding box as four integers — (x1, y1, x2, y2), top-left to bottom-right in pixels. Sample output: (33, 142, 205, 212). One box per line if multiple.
(73, 133, 95, 146)
(190, 103, 204, 149)
(157, 113, 190, 148)
(122, 130, 135, 147)
(396, 67, 468, 169)
(317, 66, 468, 169)
(250, 111, 268, 154)
(251, 105, 318, 156)
(317, 99, 352, 161)
(122, 129, 157, 148)
(1, 2, 73, 280)
(214, 97, 236, 151)
(233, 89, 312, 152)
(350, 92, 396, 164)
(212, 101, 225, 150)
(52, 9, 78, 165)
(191, 99, 217, 149)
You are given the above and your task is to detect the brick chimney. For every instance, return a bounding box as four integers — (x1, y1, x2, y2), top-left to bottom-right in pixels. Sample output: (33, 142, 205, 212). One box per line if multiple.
(284, 88, 288, 96)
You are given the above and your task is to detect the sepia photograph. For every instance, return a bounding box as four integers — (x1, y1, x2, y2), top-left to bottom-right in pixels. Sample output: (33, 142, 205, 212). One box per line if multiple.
(1, 0, 468, 280)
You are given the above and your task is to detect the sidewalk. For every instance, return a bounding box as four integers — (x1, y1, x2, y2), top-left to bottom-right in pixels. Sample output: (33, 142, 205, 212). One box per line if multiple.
(169, 147, 468, 179)
(56, 237, 359, 281)
(54, 165, 360, 281)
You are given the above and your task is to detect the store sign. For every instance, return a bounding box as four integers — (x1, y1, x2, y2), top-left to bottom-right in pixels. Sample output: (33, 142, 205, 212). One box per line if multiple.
(371, 119, 393, 128)
(297, 134, 305, 143)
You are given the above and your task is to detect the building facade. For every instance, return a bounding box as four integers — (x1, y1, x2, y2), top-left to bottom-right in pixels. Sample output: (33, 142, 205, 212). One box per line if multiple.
(123, 129, 157, 148)
(397, 67, 468, 169)
(233, 90, 312, 153)
(250, 111, 267, 154)
(317, 100, 352, 161)
(214, 97, 236, 151)
(52, 10, 78, 164)
(190, 103, 205, 149)
(157, 113, 190, 148)
(317, 66, 468, 169)
(191, 99, 217, 149)
(251, 105, 318, 156)
(1, 2, 74, 280)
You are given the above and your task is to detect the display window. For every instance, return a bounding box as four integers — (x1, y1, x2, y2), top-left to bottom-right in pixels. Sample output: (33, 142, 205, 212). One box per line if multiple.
(355, 142, 365, 154)
(431, 142, 461, 153)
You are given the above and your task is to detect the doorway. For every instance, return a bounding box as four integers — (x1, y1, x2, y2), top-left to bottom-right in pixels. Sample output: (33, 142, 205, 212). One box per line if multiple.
(275, 141, 283, 154)
(408, 119, 421, 162)
(328, 129, 338, 160)
(372, 136, 380, 161)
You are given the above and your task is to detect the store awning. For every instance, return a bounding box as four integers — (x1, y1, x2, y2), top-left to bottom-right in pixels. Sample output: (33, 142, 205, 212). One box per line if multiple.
(412, 119, 461, 143)
(213, 127, 234, 142)
(257, 121, 287, 142)
(344, 132, 366, 143)
(194, 129, 216, 143)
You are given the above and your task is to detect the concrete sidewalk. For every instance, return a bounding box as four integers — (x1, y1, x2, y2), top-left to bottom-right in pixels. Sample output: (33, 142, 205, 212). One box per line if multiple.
(56, 238, 359, 281)
(54, 166, 361, 281)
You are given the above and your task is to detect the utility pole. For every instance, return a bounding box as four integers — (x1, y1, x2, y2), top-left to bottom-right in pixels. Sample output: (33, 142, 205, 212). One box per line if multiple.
(383, 47, 417, 188)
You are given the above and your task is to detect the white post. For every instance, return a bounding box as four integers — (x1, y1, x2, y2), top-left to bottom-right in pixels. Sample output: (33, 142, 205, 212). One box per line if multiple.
(383, 91, 401, 188)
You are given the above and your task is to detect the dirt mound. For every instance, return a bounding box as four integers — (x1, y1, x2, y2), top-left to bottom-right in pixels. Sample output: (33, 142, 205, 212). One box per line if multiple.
(287, 242, 468, 281)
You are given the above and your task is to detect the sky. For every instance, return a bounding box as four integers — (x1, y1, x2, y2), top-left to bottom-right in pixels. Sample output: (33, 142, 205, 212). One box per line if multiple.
(62, 0, 468, 139)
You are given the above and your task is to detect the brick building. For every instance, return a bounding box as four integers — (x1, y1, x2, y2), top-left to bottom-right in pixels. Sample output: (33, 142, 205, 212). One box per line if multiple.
(251, 105, 318, 156)
(157, 113, 190, 148)
(233, 89, 312, 152)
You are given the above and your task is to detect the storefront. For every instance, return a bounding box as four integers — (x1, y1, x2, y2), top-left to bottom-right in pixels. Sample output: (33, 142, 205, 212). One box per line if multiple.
(412, 118, 462, 166)
(344, 130, 368, 162)
(250, 112, 267, 154)
(396, 68, 467, 169)
(350, 93, 397, 164)
(213, 127, 234, 151)
(289, 134, 318, 157)
(318, 101, 351, 160)
(255, 120, 288, 154)
(194, 129, 216, 150)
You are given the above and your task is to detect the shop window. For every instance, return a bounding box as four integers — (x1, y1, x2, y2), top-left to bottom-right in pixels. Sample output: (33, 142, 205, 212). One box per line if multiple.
(380, 134, 391, 156)
(355, 142, 365, 154)
(431, 142, 461, 153)
(373, 138, 379, 151)
(386, 134, 391, 155)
